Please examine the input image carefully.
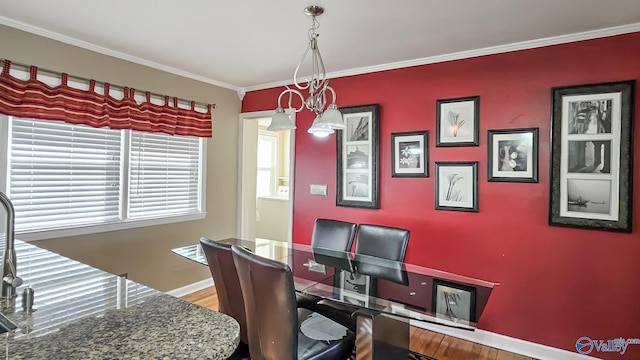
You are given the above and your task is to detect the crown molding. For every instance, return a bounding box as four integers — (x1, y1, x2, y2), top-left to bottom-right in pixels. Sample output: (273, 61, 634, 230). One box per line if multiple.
(0, 15, 242, 92)
(245, 22, 640, 92)
(3, 15, 638, 94)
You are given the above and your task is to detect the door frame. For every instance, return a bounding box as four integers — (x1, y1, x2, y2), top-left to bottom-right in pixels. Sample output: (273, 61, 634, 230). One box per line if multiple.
(237, 109, 296, 244)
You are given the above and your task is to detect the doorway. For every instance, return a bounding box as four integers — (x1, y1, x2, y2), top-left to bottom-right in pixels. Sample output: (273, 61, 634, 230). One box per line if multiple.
(237, 110, 295, 244)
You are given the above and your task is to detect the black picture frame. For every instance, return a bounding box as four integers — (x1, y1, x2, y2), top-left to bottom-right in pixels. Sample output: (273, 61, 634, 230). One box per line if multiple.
(487, 128, 539, 183)
(337, 104, 380, 209)
(432, 279, 477, 323)
(549, 80, 635, 232)
(391, 130, 429, 178)
(436, 96, 480, 147)
(434, 161, 478, 212)
(333, 270, 377, 307)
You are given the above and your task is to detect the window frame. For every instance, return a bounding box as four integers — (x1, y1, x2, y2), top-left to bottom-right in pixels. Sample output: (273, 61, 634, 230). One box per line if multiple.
(0, 115, 207, 242)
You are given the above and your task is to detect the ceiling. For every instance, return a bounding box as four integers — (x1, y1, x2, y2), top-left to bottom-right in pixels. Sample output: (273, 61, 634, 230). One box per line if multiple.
(1, 0, 639, 92)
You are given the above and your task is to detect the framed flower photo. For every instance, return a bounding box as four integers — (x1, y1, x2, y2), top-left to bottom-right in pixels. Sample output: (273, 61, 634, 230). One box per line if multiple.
(436, 96, 479, 147)
(435, 161, 478, 212)
(391, 130, 428, 177)
(487, 128, 539, 183)
(432, 279, 477, 323)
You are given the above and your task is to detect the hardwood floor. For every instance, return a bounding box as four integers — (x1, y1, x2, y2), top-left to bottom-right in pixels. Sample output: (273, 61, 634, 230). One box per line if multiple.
(182, 287, 534, 360)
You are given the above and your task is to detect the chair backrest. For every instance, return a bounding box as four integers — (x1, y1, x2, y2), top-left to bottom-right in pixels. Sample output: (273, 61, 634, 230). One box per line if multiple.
(354, 224, 410, 285)
(199, 237, 248, 343)
(311, 219, 357, 271)
(311, 218, 357, 250)
(232, 244, 299, 360)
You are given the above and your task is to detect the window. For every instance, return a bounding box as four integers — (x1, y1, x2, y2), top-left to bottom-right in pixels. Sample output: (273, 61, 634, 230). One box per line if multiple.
(1, 115, 205, 240)
(256, 133, 278, 197)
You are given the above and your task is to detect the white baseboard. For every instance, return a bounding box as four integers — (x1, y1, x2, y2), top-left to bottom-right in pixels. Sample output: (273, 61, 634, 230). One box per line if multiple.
(165, 277, 213, 298)
(410, 319, 598, 360)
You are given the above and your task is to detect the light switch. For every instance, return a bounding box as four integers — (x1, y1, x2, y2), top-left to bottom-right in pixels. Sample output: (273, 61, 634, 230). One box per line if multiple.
(309, 184, 327, 196)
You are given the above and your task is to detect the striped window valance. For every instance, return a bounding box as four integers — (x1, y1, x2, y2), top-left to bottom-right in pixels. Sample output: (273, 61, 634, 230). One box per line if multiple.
(0, 59, 213, 137)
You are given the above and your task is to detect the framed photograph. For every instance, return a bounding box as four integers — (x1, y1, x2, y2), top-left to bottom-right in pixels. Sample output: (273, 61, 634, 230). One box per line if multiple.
(487, 128, 539, 182)
(391, 130, 429, 177)
(337, 104, 380, 209)
(436, 96, 479, 147)
(435, 162, 478, 212)
(432, 279, 476, 323)
(549, 80, 634, 232)
(333, 270, 376, 307)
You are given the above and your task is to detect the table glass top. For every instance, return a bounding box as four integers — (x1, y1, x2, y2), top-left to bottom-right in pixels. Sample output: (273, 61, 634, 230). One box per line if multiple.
(173, 238, 497, 331)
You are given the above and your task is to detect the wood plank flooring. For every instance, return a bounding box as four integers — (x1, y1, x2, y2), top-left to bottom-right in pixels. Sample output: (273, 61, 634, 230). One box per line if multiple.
(182, 287, 534, 360)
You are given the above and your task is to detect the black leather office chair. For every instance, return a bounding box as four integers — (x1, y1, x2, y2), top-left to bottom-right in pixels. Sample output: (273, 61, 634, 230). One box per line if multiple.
(199, 237, 250, 360)
(231, 245, 355, 360)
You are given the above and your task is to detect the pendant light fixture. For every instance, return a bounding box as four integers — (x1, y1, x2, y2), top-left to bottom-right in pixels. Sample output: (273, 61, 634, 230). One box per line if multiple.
(267, 5, 344, 137)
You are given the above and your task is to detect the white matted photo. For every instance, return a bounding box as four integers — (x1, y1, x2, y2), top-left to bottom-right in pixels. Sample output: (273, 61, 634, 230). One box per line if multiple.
(550, 80, 634, 232)
(436, 96, 479, 147)
(432, 279, 476, 323)
(391, 130, 428, 177)
(337, 104, 379, 209)
(487, 128, 538, 182)
(435, 162, 478, 212)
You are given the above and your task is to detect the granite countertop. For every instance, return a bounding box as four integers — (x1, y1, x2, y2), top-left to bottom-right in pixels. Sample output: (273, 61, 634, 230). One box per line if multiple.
(0, 239, 239, 360)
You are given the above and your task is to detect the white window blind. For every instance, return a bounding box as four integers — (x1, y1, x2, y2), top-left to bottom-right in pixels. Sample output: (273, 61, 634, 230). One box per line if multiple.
(129, 132, 201, 218)
(2, 115, 205, 238)
(9, 118, 122, 232)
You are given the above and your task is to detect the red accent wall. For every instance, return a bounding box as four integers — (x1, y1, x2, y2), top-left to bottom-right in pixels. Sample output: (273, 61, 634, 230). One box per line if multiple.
(242, 33, 640, 357)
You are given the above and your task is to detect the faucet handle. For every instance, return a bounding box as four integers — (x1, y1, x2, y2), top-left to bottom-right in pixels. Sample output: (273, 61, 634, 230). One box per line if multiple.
(3, 276, 23, 288)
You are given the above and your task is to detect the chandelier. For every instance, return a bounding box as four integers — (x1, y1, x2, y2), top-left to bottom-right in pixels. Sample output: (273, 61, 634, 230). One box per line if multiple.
(268, 5, 345, 137)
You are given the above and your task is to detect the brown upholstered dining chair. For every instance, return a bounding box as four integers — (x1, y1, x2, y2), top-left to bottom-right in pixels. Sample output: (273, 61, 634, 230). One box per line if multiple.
(231, 244, 355, 360)
(199, 237, 250, 360)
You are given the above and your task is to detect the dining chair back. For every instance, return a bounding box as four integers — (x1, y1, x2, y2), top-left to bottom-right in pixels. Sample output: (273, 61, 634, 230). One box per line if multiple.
(199, 237, 248, 343)
(231, 245, 354, 360)
(310, 218, 356, 272)
(354, 224, 410, 285)
(311, 218, 357, 250)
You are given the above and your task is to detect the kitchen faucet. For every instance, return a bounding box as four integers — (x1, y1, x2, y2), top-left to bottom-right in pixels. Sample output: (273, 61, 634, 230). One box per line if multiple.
(0, 191, 22, 300)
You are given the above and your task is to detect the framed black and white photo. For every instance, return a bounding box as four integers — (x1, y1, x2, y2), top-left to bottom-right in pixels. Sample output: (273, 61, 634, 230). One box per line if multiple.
(487, 128, 539, 182)
(432, 279, 476, 323)
(435, 162, 478, 212)
(549, 81, 634, 232)
(333, 270, 376, 307)
(436, 96, 479, 147)
(391, 130, 429, 177)
(337, 104, 379, 209)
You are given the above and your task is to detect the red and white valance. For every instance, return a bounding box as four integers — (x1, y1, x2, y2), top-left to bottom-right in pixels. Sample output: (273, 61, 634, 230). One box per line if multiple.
(0, 59, 213, 137)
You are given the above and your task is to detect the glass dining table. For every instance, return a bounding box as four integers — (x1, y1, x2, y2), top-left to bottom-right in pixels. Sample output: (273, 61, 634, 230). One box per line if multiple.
(173, 238, 497, 360)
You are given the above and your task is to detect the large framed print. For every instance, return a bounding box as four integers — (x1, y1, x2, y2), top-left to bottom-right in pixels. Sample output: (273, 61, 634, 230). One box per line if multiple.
(435, 161, 478, 212)
(337, 104, 380, 209)
(549, 80, 635, 232)
(436, 96, 479, 147)
(391, 130, 429, 177)
(487, 128, 539, 183)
